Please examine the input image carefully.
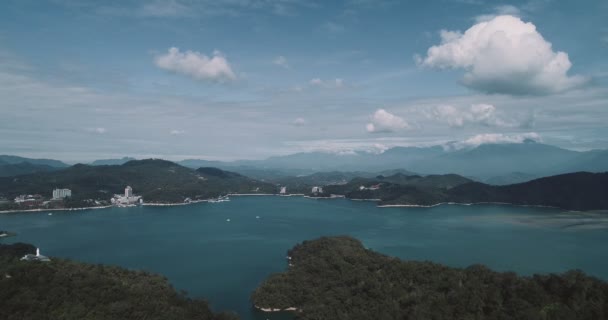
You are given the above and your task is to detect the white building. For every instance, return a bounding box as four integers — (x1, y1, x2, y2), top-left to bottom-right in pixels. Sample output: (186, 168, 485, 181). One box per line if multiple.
(21, 248, 51, 262)
(280, 186, 287, 194)
(111, 186, 142, 206)
(52, 188, 72, 200)
(125, 186, 133, 197)
(311, 186, 323, 194)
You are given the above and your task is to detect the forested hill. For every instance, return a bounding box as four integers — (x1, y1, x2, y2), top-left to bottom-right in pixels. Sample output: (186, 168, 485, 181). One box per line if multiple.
(0, 159, 276, 204)
(252, 236, 608, 320)
(323, 172, 608, 211)
(0, 243, 238, 320)
(447, 172, 608, 211)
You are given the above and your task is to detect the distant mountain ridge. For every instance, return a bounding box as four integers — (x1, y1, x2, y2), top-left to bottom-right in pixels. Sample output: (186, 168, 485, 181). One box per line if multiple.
(178, 142, 608, 183)
(324, 171, 608, 211)
(0, 155, 69, 177)
(0, 155, 68, 168)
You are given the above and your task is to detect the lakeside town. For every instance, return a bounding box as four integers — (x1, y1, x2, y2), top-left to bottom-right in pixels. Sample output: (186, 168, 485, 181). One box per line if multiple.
(0, 182, 335, 213)
(0, 186, 144, 212)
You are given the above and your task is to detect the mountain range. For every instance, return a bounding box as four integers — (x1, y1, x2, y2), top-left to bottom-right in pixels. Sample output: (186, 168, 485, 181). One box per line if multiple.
(179, 141, 608, 183)
(3, 141, 607, 185)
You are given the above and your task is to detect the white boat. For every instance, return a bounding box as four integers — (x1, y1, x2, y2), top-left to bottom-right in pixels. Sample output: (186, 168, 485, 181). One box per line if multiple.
(48, 213, 53, 216)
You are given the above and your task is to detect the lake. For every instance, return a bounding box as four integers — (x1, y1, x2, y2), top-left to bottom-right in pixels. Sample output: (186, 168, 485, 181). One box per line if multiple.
(1, 196, 608, 319)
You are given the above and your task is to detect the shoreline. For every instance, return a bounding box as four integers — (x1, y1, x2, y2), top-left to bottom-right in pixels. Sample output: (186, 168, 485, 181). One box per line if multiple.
(0, 205, 113, 214)
(0, 196, 593, 214)
(376, 201, 562, 210)
(254, 305, 300, 313)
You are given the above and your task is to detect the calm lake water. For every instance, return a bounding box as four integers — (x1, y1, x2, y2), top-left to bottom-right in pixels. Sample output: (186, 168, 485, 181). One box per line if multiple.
(1, 196, 608, 319)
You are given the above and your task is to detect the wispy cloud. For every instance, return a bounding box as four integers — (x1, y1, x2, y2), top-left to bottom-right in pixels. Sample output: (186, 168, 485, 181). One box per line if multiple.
(273, 55, 290, 69)
(139, 0, 190, 17)
(309, 78, 345, 89)
(446, 132, 542, 150)
(87, 127, 106, 134)
(320, 21, 346, 34)
(429, 104, 533, 128)
(170, 129, 185, 135)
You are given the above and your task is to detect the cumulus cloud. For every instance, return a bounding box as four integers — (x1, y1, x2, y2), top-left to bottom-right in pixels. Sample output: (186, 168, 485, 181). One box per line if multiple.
(430, 103, 529, 128)
(418, 15, 587, 95)
(309, 78, 345, 89)
(273, 55, 290, 69)
(155, 47, 237, 82)
(366, 109, 410, 133)
(292, 118, 306, 126)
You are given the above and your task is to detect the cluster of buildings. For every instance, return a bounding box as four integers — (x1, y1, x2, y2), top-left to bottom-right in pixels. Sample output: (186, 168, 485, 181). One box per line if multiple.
(111, 186, 143, 206)
(14, 194, 44, 206)
(311, 186, 324, 194)
(11, 188, 72, 208)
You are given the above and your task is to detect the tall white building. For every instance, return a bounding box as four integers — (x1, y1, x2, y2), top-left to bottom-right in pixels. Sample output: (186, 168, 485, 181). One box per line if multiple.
(111, 186, 142, 207)
(52, 188, 72, 200)
(125, 186, 133, 197)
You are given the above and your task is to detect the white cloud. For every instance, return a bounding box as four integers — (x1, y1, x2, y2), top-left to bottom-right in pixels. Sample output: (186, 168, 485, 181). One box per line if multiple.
(170, 129, 185, 135)
(366, 109, 410, 133)
(155, 47, 237, 82)
(419, 15, 587, 95)
(292, 117, 306, 126)
(447, 132, 542, 150)
(474, 5, 521, 22)
(273, 55, 290, 69)
(309, 78, 345, 89)
(431, 103, 526, 128)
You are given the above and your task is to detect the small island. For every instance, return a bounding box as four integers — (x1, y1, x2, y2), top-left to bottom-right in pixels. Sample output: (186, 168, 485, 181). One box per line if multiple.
(252, 236, 608, 320)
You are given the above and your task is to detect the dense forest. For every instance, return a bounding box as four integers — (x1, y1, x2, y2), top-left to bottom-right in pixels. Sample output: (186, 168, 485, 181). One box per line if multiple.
(252, 236, 608, 320)
(323, 172, 608, 211)
(0, 159, 277, 207)
(0, 243, 238, 320)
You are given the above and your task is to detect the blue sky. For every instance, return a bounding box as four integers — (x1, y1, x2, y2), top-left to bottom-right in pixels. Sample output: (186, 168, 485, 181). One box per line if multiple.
(1, 0, 607, 161)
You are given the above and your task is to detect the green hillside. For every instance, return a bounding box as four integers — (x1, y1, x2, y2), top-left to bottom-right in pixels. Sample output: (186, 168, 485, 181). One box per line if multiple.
(0, 243, 237, 320)
(0, 159, 276, 206)
(252, 236, 608, 320)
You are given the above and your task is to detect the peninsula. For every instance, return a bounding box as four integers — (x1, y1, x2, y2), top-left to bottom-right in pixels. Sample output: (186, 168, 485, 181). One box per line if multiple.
(252, 236, 608, 320)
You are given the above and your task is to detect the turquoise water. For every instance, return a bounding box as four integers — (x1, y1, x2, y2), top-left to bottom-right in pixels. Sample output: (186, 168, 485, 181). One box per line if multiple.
(1, 196, 608, 319)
